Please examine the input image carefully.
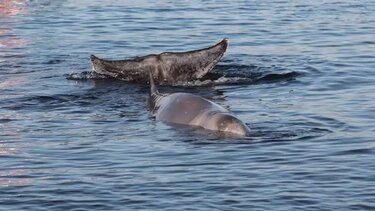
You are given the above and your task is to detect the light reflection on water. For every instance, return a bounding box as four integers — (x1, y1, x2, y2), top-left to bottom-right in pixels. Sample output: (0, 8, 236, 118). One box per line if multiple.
(0, 169, 31, 187)
(0, 113, 29, 187)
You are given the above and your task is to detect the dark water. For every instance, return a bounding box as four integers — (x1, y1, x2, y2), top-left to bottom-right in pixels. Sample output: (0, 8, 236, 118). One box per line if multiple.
(1, 0, 374, 210)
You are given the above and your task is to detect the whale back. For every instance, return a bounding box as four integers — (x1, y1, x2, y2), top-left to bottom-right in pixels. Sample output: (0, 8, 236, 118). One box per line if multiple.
(155, 93, 224, 125)
(147, 64, 250, 137)
(154, 94, 250, 136)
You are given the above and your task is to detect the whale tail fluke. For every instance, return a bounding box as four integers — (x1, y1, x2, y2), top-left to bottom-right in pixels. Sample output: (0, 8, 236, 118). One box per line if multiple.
(90, 39, 228, 84)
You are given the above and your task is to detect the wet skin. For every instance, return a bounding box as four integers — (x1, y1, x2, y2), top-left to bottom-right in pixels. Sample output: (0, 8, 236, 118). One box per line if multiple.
(148, 73, 250, 137)
(91, 39, 229, 85)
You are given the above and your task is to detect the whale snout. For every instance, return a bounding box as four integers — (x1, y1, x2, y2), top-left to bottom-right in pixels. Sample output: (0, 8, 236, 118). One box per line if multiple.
(204, 113, 250, 137)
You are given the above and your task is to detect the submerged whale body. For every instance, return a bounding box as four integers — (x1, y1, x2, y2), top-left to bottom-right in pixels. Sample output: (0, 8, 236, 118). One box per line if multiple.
(148, 72, 250, 137)
(90, 39, 229, 85)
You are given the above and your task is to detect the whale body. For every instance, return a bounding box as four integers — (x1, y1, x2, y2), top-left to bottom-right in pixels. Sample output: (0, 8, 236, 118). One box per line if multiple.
(148, 72, 250, 137)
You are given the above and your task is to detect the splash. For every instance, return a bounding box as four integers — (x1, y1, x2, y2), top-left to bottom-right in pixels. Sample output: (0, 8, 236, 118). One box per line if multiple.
(66, 63, 300, 86)
(65, 71, 109, 80)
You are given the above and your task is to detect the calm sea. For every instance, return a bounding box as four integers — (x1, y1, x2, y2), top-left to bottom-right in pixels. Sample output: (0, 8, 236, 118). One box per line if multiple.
(1, 0, 374, 210)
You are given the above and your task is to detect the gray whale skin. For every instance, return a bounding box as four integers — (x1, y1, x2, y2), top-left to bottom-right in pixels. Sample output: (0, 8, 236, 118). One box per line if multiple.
(148, 72, 250, 137)
(90, 39, 229, 84)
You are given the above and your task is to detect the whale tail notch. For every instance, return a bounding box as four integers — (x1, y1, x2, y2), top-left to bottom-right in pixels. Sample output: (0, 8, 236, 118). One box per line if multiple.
(148, 70, 160, 113)
(149, 70, 159, 96)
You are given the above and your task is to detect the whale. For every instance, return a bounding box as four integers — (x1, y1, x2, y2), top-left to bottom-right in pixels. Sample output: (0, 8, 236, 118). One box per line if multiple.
(148, 71, 250, 137)
(90, 38, 229, 85)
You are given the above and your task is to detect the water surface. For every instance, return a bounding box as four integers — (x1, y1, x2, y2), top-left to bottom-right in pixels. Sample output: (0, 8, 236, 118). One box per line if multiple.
(1, 0, 374, 210)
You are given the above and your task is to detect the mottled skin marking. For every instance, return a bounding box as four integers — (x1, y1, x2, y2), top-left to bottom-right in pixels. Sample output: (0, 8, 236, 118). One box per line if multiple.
(148, 72, 250, 137)
(90, 39, 229, 85)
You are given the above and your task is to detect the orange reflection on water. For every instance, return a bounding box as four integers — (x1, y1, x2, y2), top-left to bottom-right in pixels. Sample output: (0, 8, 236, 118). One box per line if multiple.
(0, 143, 18, 155)
(0, 27, 26, 54)
(0, 28, 11, 36)
(0, 1, 32, 188)
(0, 142, 29, 187)
(0, 76, 28, 100)
(0, 37, 26, 49)
(0, 118, 30, 186)
(0, 0, 26, 17)
(0, 0, 27, 51)
(0, 0, 29, 77)
(1, 105, 32, 188)
(0, 0, 28, 61)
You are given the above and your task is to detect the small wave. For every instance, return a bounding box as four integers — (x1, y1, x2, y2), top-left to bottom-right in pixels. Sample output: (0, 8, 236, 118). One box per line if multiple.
(0, 118, 12, 123)
(2, 93, 100, 111)
(182, 63, 299, 86)
(179, 76, 251, 87)
(43, 59, 64, 65)
(245, 129, 319, 143)
(179, 71, 299, 87)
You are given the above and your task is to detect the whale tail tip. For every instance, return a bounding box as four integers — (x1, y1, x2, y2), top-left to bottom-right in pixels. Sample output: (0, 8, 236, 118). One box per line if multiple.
(219, 38, 229, 48)
(90, 54, 98, 61)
